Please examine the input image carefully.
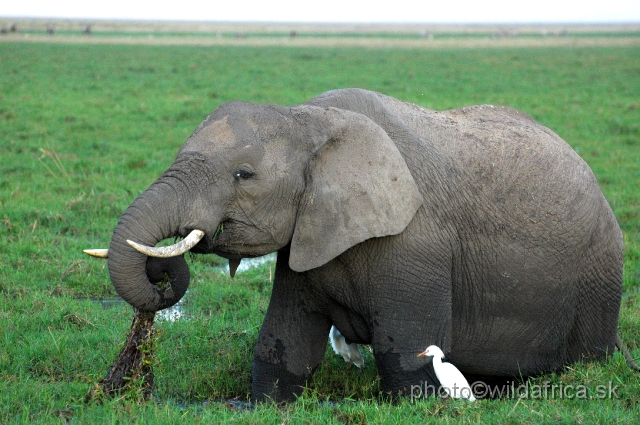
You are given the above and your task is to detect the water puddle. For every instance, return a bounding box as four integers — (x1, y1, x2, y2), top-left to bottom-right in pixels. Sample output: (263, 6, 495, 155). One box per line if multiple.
(95, 297, 182, 320)
(158, 304, 184, 321)
(95, 299, 127, 309)
(94, 253, 276, 322)
(204, 398, 254, 410)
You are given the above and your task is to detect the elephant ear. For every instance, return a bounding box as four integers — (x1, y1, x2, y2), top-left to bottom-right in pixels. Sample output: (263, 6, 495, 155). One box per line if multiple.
(289, 108, 423, 272)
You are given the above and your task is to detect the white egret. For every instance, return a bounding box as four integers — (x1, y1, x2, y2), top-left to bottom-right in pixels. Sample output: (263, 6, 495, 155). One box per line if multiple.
(418, 345, 475, 401)
(329, 326, 364, 368)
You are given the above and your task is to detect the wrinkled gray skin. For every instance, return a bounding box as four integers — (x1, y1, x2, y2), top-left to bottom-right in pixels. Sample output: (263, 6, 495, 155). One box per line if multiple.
(107, 88, 622, 401)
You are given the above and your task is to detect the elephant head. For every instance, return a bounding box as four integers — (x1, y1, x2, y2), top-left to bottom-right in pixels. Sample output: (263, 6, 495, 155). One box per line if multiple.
(98, 100, 423, 311)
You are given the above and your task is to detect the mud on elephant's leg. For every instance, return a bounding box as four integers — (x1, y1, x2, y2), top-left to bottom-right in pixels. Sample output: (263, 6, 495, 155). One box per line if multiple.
(252, 309, 331, 401)
(372, 323, 442, 399)
(251, 261, 331, 402)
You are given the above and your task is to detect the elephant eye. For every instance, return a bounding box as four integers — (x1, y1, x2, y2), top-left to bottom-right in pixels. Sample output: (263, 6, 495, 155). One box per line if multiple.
(233, 169, 255, 182)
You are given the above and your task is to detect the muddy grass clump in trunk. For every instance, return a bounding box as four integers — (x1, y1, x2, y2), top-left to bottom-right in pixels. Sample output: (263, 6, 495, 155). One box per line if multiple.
(86, 310, 157, 402)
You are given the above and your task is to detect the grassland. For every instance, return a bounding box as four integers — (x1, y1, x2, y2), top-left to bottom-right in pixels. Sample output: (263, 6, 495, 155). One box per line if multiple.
(2, 19, 640, 49)
(0, 28, 639, 423)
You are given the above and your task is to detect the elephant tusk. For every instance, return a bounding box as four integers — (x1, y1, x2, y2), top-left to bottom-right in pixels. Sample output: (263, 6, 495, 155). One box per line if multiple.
(84, 249, 109, 258)
(126, 229, 205, 258)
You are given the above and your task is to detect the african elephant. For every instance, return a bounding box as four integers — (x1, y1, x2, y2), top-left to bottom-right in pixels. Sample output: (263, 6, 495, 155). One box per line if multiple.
(94, 88, 624, 401)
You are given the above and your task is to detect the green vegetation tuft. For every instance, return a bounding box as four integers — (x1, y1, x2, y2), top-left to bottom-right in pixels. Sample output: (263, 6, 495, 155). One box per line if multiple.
(0, 40, 639, 423)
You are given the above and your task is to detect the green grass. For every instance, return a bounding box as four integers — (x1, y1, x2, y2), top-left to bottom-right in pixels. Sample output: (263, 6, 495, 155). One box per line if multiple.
(1, 42, 639, 423)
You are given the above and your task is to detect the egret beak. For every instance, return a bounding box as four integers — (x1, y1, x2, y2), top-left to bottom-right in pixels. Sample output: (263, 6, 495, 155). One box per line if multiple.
(417, 349, 428, 357)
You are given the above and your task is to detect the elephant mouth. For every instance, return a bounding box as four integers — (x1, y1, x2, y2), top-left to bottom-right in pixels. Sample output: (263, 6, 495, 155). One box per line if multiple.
(190, 235, 217, 254)
(197, 242, 263, 279)
(189, 220, 281, 259)
(209, 248, 262, 262)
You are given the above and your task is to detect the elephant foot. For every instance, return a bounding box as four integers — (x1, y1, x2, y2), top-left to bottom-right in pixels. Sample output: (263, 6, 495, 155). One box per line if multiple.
(251, 358, 310, 403)
(375, 350, 440, 399)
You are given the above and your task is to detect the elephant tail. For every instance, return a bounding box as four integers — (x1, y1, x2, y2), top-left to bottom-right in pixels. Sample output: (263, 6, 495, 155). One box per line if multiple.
(615, 333, 640, 371)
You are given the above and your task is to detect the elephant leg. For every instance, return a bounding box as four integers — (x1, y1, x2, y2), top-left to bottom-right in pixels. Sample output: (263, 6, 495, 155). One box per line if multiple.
(367, 243, 453, 398)
(252, 251, 331, 402)
(369, 285, 450, 396)
(372, 322, 441, 398)
(566, 237, 621, 362)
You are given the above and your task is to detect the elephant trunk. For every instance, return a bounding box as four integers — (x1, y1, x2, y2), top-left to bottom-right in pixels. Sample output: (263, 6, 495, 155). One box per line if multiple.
(108, 179, 191, 312)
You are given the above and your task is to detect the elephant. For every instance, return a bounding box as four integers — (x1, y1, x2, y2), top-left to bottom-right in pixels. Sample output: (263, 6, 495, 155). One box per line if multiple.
(91, 88, 626, 402)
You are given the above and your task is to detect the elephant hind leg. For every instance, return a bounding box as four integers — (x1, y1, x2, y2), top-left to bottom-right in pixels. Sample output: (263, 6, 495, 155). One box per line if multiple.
(375, 347, 440, 398)
(565, 239, 622, 363)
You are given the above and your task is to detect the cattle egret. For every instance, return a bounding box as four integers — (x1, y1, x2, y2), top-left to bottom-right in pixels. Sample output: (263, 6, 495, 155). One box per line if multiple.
(329, 326, 364, 368)
(418, 345, 475, 401)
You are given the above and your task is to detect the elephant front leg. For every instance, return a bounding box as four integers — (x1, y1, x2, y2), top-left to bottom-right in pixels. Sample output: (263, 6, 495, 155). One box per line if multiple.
(251, 261, 331, 402)
(252, 310, 330, 402)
